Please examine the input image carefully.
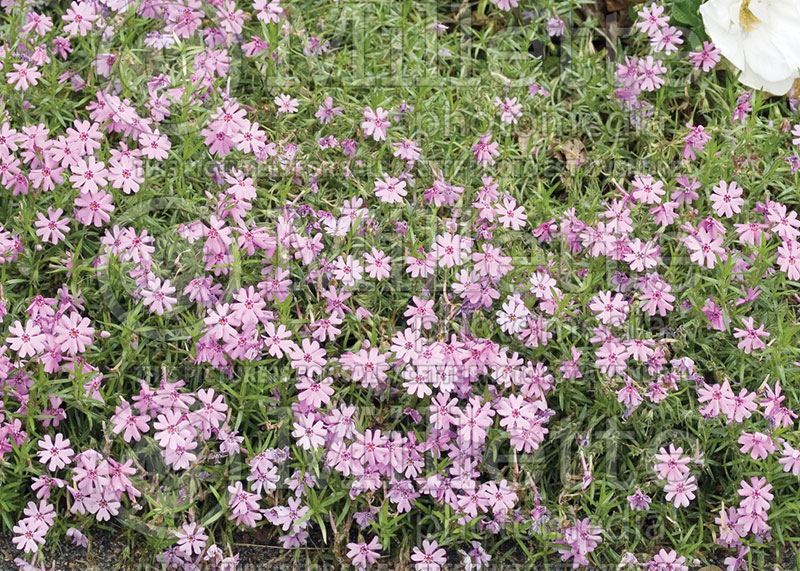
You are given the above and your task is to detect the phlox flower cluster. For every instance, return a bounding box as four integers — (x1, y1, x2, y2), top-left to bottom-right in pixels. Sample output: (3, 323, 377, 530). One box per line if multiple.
(616, 3, 716, 128)
(653, 444, 697, 508)
(2, 1, 800, 570)
(14, 442, 138, 556)
(556, 517, 603, 568)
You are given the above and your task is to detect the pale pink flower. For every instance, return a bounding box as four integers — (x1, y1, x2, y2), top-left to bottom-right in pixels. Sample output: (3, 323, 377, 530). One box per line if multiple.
(141, 278, 178, 315)
(296, 376, 334, 409)
(374, 174, 407, 204)
(69, 156, 108, 193)
(292, 413, 325, 450)
(361, 107, 390, 141)
(651, 549, 688, 571)
(411, 539, 447, 571)
(594, 341, 629, 376)
(472, 134, 500, 167)
(7, 62, 42, 91)
(685, 227, 724, 269)
(62, 1, 96, 36)
(404, 297, 438, 330)
(654, 444, 690, 481)
(738, 432, 776, 460)
(494, 96, 522, 124)
(732, 317, 769, 354)
(588, 291, 628, 326)
(776, 239, 800, 279)
(491, 0, 519, 11)
(54, 311, 94, 353)
(636, 3, 669, 35)
(138, 131, 171, 161)
(779, 443, 800, 475)
(153, 410, 191, 450)
(631, 174, 665, 204)
(737, 477, 773, 514)
(664, 475, 697, 508)
(286, 338, 327, 377)
(110, 400, 150, 442)
(12, 519, 46, 553)
(347, 537, 382, 569)
(496, 197, 527, 230)
(689, 41, 721, 72)
(34, 208, 70, 244)
(275, 93, 299, 114)
(363, 248, 392, 280)
(174, 522, 208, 556)
(37, 433, 74, 471)
(7, 319, 46, 358)
(74, 189, 114, 227)
(392, 139, 421, 161)
(710, 180, 744, 218)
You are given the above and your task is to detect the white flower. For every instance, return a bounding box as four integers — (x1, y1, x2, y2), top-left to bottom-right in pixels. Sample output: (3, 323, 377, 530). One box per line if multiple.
(496, 294, 530, 335)
(699, 0, 800, 94)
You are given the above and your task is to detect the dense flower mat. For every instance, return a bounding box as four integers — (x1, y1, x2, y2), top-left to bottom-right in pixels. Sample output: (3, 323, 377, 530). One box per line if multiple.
(1, 0, 800, 569)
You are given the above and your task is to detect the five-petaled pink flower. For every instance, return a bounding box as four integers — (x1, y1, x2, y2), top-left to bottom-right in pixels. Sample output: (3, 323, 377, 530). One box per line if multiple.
(292, 413, 326, 450)
(664, 475, 697, 508)
(174, 522, 208, 556)
(54, 311, 95, 354)
(74, 189, 114, 227)
(12, 519, 47, 553)
(34, 207, 70, 244)
(410, 539, 447, 571)
(69, 156, 108, 193)
(361, 107, 390, 141)
(347, 537, 382, 569)
(141, 278, 178, 315)
(62, 1, 97, 36)
(733, 317, 769, 354)
(737, 477, 773, 514)
(7, 319, 47, 358)
(710, 180, 744, 218)
(685, 227, 724, 269)
(7, 63, 42, 91)
(37, 433, 75, 471)
(138, 131, 171, 161)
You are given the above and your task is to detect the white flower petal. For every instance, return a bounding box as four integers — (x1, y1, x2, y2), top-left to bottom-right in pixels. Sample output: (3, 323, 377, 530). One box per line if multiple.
(700, 0, 800, 94)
